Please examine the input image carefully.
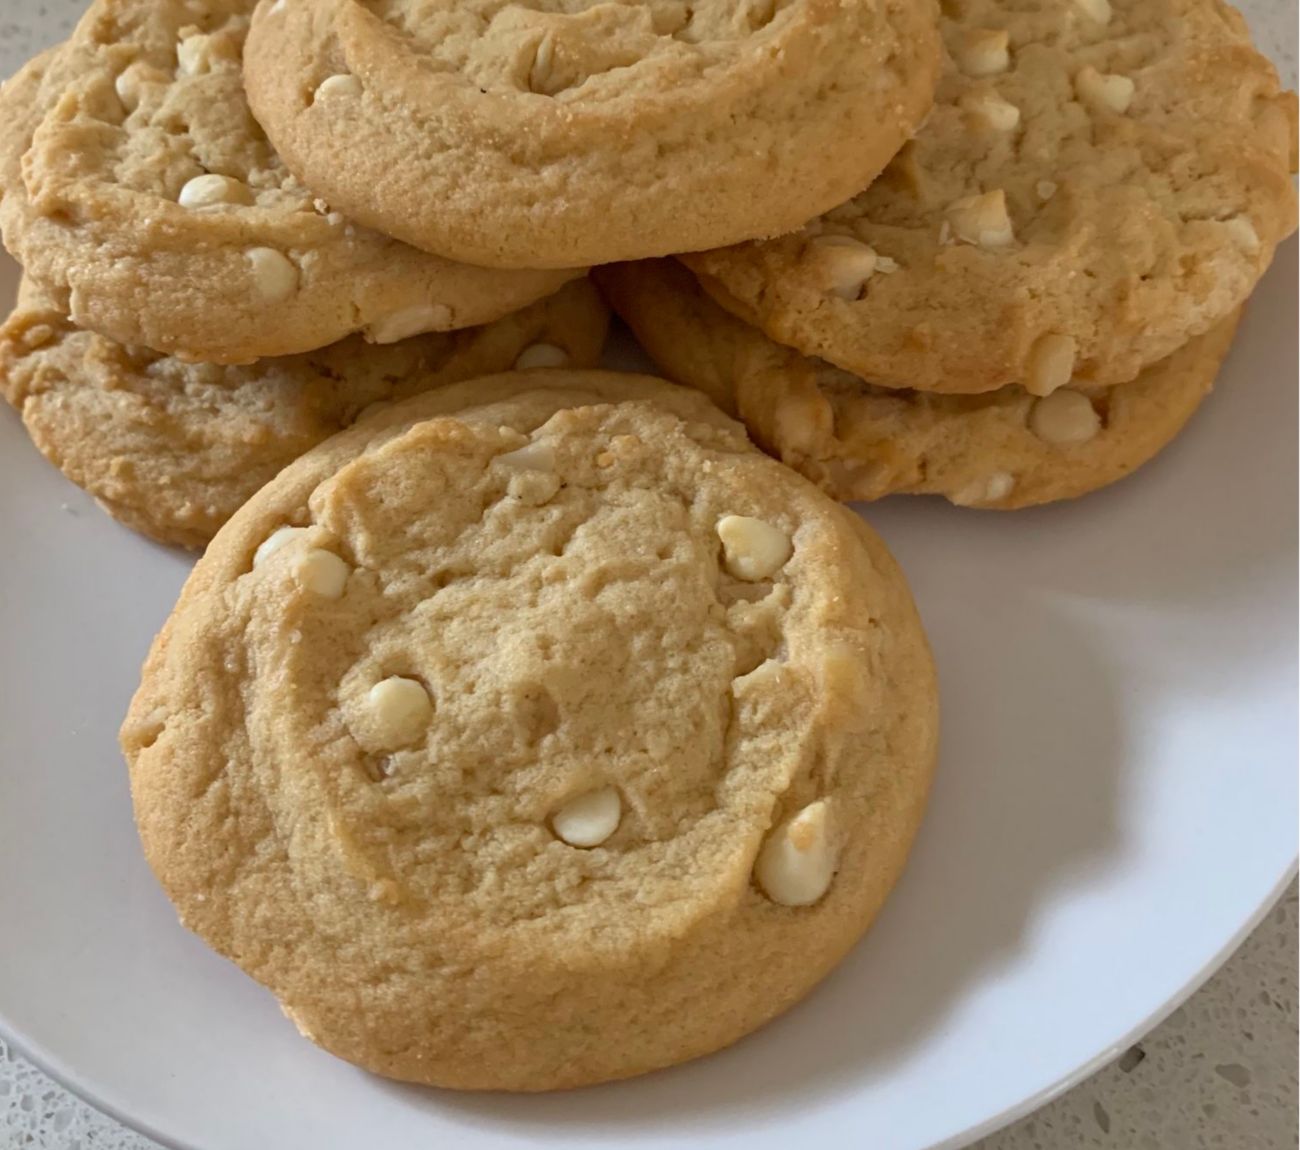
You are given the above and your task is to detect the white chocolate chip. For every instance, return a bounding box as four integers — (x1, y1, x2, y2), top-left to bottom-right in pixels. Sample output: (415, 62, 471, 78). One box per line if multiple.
(1029, 390, 1101, 445)
(367, 678, 433, 749)
(20, 324, 55, 351)
(293, 549, 351, 598)
(280, 1003, 316, 1041)
(552, 787, 621, 848)
(253, 525, 310, 567)
(755, 800, 838, 907)
(1224, 215, 1261, 254)
(773, 392, 831, 454)
(246, 247, 298, 302)
(1073, 0, 1112, 23)
(114, 70, 138, 109)
(529, 33, 558, 95)
(733, 658, 786, 693)
(955, 29, 1010, 77)
(1075, 66, 1134, 114)
(514, 343, 569, 370)
(176, 32, 218, 76)
(961, 91, 1021, 130)
(952, 472, 1017, 506)
(818, 643, 870, 709)
(875, 254, 899, 273)
(366, 303, 452, 344)
(717, 515, 793, 582)
(176, 38, 204, 76)
(114, 62, 168, 112)
(178, 173, 253, 209)
(1025, 332, 1077, 396)
(316, 73, 363, 100)
(1036, 179, 1058, 201)
(496, 441, 555, 471)
(985, 472, 1016, 501)
(804, 235, 879, 300)
(947, 190, 1015, 248)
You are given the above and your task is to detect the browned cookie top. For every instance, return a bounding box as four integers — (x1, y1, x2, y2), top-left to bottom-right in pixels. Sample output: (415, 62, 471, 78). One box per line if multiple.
(122, 371, 937, 1089)
(242, 0, 941, 268)
(0, 5, 579, 364)
(685, 0, 1294, 394)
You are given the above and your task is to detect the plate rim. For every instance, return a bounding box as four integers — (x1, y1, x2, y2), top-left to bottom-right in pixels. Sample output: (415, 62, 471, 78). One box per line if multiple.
(1, 250, 1297, 1147)
(1, 863, 1295, 1150)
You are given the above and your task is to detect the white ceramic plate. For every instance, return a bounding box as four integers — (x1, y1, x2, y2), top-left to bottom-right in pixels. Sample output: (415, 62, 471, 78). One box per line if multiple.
(1, 7, 1296, 1148)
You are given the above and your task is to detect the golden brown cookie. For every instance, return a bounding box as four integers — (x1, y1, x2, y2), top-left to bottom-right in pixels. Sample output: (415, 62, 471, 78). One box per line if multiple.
(683, 0, 1294, 395)
(0, 7, 579, 365)
(0, 51, 55, 214)
(242, 0, 941, 269)
(0, 279, 607, 548)
(121, 371, 938, 1090)
(599, 259, 1238, 508)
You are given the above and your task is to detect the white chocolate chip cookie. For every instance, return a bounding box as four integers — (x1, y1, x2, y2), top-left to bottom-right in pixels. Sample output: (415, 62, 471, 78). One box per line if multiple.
(0, 12, 580, 365)
(121, 371, 938, 1090)
(684, 0, 1296, 394)
(599, 259, 1239, 509)
(0, 278, 607, 548)
(241, 0, 941, 269)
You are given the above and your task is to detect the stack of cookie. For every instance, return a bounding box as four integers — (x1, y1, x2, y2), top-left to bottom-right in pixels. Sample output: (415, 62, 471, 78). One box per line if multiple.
(0, 0, 950, 1094)
(602, 0, 1297, 508)
(0, 1, 611, 547)
(0, 0, 1293, 1100)
(0, 0, 948, 548)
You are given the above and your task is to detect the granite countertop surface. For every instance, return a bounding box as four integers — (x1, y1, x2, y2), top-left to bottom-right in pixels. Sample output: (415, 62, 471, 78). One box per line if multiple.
(0, 2, 1296, 1148)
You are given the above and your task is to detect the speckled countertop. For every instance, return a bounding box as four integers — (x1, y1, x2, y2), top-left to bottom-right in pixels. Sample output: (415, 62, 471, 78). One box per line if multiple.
(0, 3, 1296, 1148)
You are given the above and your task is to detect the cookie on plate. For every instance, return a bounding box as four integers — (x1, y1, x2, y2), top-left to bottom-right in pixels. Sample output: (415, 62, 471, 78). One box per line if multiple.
(0, 279, 607, 549)
(242, 0, 941, 269)
(120, 370, 938, 1090)
(683, 0, 1295, 395)
(0, 5, 580, 365)
(599, 259, 1238, 508)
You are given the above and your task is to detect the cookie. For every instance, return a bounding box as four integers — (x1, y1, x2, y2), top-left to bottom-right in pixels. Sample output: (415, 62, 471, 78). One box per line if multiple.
(683, 0, 1295, 395)
(120, 371, 938, 1090)
(599, 259, 1239, 508)
(242, 0, 941, 270)
(0, 51, 55, 213)
(0, 6, 580, 366)
(0, 278, 608, 549)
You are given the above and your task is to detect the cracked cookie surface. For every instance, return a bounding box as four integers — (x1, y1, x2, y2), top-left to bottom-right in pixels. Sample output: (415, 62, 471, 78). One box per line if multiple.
(243, 0, 941, 268)
(0, 279, 608, 549)
(684, 0, 1295, 394)
(121, 370, 938, 1090)
(0, 5, 579, 365)
(600, 259, 1237, 508)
